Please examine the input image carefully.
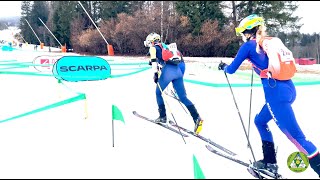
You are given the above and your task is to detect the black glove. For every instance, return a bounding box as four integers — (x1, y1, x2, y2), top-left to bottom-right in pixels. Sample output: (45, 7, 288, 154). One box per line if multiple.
(153, 72, 159, 84)
(218, 61, 228, 71)
(149, 58, 156, 66)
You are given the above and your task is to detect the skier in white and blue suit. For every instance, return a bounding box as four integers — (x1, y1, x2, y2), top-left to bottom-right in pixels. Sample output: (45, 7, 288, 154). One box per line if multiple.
(218, 14, 320, 177)
(144, 32, 203, 135)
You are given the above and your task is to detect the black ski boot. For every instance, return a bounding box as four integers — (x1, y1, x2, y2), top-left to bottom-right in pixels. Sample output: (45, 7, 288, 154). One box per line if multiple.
(252, 141, 278, 175)
(186, 104, 203, 135)
(154, 104, 167, 124)
(309, 153, 320, 177)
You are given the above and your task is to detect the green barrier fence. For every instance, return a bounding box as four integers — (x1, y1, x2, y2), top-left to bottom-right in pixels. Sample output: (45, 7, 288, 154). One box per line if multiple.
(0, 93, 86, 124)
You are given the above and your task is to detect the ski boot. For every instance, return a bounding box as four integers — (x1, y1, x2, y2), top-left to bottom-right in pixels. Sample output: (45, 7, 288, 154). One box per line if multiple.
(154, 116, 167, 124)
(194, 116, 203, 135)
(186, 104, 203, 135)
(154, 104, 167, 124)
(250, 160, 279, 178)
(249, 140, 280, 178)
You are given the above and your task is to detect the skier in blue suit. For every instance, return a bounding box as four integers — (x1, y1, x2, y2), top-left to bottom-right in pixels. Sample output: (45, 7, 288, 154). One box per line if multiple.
(218, 14, 320, 177)
(144, 32, 203, 134)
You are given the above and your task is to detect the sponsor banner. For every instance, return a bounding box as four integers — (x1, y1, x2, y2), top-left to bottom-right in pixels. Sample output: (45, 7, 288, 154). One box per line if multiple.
(33, 55, 62, 72)
(52, 56, 111, 82)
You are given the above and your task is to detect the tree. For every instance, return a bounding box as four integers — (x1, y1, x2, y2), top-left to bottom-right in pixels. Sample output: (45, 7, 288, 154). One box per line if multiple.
(75, 1, 94, 29)
(52, 1, 77, 48)
(235, 1, 302, 36)
(175, 1, 227, 35)
(20, 1, 36, 44)
(46, 1, 58, 47)
(99, 1, 133, 20)
(30, 1, 49, 27)
(127, 1, 145, 13)
(30, 1, 49, 44)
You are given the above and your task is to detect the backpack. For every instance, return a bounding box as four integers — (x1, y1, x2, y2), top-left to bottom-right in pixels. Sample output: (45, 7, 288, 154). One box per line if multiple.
(157, 42, 183, 65)
(257, 37, 296, 80)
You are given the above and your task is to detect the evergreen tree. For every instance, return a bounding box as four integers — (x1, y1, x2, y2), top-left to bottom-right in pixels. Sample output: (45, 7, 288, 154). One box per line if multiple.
(235, 1, 301, 36)
(52, 1, 77, 48)
(30, 1, 49, 44)
(19, 1, 35, 44)
(75, 1, 94, 29)
(99, 1, 134, 20)
(46, 1, 58, 47)
(127, 1, 145, 13)
(30, 1, 49, 27)
(175, 1, 227, 35)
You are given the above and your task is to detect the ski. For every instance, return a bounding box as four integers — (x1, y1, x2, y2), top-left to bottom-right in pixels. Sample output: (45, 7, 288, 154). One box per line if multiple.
(132, 111, 188, 137)
(169, 120, 237, 156)
(205, 144, 284, 179)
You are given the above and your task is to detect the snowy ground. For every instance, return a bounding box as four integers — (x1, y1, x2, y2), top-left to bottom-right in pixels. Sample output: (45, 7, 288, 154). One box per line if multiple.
(0, 45, 319, 179)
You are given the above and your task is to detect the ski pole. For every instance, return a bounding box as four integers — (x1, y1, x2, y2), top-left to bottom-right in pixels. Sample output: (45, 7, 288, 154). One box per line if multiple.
(223, 71, 263, 179)
(167, 85, 189, 114)
(157, 78, 186, 144)
(171, 89, 188, 114)
(247, 68, 254, 148)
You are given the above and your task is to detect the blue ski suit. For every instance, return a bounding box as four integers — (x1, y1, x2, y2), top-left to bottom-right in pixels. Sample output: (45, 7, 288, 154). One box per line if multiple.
(224, 39, 319, 158)
(151, 44, 192, 107)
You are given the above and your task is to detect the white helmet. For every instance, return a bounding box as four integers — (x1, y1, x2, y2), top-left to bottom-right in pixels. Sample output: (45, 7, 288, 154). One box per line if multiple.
(144, 32, 161, 47)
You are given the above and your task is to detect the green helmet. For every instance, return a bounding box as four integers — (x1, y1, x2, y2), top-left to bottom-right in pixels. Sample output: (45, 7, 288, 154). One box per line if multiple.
(235, 14, 265, 36)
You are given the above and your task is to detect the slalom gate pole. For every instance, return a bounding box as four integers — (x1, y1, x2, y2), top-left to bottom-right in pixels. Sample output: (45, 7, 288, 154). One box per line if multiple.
(247, 68, 254, 148)
(223, 71, 263, 179)
(157, 79, 186, 144)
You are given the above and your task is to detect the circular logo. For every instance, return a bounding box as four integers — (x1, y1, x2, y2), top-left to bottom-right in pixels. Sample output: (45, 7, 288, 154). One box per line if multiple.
(287, 151, 309, 173)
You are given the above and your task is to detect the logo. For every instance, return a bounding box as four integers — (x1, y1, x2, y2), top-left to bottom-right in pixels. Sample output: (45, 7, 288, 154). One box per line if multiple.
(52, 56, 111, 82)
(59, 65, 108, 72)
(33, 55, 62, 72)
(287, 151, 309, 173)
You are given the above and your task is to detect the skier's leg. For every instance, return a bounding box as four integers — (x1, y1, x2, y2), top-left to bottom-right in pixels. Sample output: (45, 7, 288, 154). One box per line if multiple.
(172, 77, 203, 134)
(268, 101, 319, 177)
(252, 104, 278, 174)
(155, 67, 174, 123)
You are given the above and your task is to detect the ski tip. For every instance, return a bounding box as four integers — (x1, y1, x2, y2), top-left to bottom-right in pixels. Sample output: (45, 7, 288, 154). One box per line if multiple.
(205, 144, 215, 151)
(247, 167, 261, 179)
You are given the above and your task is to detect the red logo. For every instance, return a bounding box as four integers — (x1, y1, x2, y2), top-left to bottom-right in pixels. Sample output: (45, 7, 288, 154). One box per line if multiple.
(40, 58, 58, 69)
(40, 59, 50, 69)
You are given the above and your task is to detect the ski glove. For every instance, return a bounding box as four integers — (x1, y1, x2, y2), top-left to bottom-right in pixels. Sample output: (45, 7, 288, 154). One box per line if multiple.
(153, 72, 159, 84)
(218, 61, 228, 71)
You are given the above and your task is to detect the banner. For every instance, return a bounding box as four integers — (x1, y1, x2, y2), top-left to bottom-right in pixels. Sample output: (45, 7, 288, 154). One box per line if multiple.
(33, 55, 62, 72)
(52, 56, 111, 82)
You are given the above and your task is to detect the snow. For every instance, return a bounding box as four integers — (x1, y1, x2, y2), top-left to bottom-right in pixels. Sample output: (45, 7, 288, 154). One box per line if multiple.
(0, 44, 319, 179)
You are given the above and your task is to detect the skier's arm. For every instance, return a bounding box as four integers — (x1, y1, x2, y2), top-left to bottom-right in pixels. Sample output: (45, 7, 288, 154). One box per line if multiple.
(225, 44, 250, 74)
(149, 46, 158, 73)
